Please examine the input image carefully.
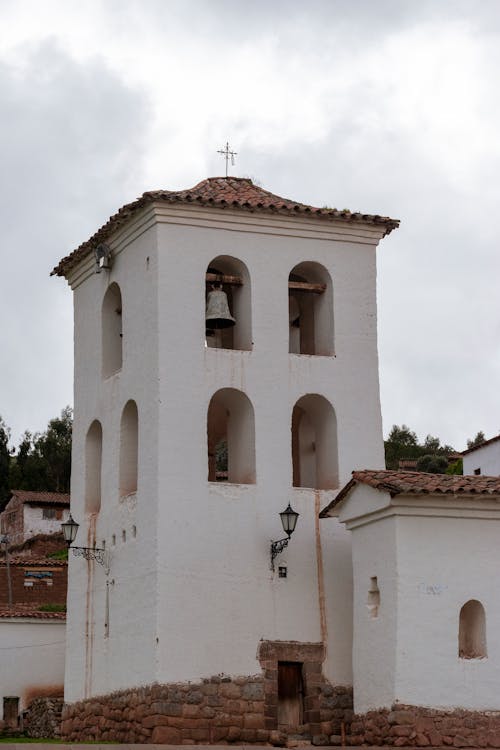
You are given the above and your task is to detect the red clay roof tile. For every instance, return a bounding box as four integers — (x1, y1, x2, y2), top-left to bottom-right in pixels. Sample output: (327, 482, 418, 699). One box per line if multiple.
(9, 490, 70, 506)
(51, 176, 400, 277)
(320, 470, 500, 517)
(0, 607, 66, 620)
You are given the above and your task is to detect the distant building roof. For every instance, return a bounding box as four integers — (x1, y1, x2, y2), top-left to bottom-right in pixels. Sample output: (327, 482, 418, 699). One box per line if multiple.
(320, 469, 500, 517)
(5, 558, 67, 567)
(9, 491, 70, 506)
(462, 434, 500, 456)
(52, 176, 400, 277)
(0, 607, 65, 620)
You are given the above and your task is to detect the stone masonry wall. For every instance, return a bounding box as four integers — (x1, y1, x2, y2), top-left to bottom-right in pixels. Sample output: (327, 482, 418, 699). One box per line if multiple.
(350, 705, 500, 747)
(23, 696, 64, 738)
(61, 676, 353, 745)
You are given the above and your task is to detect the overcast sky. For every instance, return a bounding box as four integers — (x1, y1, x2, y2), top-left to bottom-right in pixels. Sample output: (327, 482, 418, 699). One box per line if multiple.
(1, 0, 499, 451)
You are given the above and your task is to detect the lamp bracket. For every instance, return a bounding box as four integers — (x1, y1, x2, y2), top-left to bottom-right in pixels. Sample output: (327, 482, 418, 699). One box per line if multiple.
(270, 537, 290, 571)
(71, 546, 107, 567)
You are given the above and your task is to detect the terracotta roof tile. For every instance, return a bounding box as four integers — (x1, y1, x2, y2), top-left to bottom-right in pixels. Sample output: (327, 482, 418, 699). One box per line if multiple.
(52, 176, 400, 277)
(0, 606, 66, 620)
(320, 470, 500, 517)
(6, 557, 67, 567)
(9, 490, 70, 506)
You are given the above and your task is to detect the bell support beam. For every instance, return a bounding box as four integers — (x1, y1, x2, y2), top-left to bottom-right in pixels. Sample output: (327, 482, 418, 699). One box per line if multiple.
(206, 273, 243, 286)
(205, 273, 325, 294)
(288, 281, 326, 294)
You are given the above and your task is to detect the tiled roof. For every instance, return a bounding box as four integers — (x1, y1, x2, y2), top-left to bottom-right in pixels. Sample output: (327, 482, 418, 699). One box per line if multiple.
(462, 434, 500, 455)
(0, 608, 66, 620)
(320, 469, 500, 517)
(6, 557, 67, 567)
(51, 176, 400, 277)
(9, 490, 70, 506)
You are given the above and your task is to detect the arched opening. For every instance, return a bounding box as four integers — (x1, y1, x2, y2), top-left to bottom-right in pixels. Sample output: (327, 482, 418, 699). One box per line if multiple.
(119, 400, 138, 497)
(85, 420, 102, 514)
(207, 388, 255, 483)
(288, 262, 333, 355)
(459, 600, 487, 659)
(102, 283, 123, 377)
(205, 256, 252, 351)
(291, 394, 338, 489)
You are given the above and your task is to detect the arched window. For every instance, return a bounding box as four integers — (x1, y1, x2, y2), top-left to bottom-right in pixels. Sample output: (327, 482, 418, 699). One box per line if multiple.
(288, 262, 333, 355)
(207, 388, 255, 483)
(102, 283, 122, 377)
(119, 400, 138, 497)
(291, 394, 338, 489)
(85, 420, 102, 514)
(459, 600, 487, 659)
(205, 256, 252, 351)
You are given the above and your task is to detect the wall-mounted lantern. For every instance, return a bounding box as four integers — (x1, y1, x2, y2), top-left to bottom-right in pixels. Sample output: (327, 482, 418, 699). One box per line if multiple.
(270, 503, 299, 571)
(94, 243, 112, 273)
(62, 515, 107, 566)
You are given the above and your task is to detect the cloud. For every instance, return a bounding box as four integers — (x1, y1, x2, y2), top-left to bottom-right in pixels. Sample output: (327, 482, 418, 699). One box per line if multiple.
(0, 39, 149, 444)
(1, 1, 500, 451)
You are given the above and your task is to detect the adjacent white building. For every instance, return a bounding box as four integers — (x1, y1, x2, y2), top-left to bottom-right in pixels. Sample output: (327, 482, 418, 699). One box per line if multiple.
(0, 613, 65, 723)
(1, 491, 70, 545)
(53, 176, 398, 741)
(320, 470, 500, 717)
(463, 435, 500, 476)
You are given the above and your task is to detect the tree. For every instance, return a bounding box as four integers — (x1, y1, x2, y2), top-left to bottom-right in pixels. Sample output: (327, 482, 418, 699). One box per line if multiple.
(0, 417, 11, 508)
(467, 431, 486, 450)
(34, 406, 72, 492)
(7, 407, 73, 496)
(385, 424, 419, 470)
(416, 454, 448, 474)
(384, 423, 459, 474)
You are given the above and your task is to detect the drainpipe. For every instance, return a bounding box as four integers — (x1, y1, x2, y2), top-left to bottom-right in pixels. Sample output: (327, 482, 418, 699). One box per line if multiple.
(1, 535, 13, 609)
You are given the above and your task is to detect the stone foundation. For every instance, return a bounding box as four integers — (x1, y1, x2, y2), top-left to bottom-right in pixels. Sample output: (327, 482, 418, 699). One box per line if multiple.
(23, 696, 64, 738)
(61, 674, 353, 744)
(350, 705, 500, 747)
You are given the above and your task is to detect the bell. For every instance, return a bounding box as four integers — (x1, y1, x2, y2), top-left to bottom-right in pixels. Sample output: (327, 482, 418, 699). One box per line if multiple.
(206, 287, 236, 329)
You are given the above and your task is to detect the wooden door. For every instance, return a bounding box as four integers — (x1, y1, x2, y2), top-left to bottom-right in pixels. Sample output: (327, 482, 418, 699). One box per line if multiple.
(278, 661, 303, 728)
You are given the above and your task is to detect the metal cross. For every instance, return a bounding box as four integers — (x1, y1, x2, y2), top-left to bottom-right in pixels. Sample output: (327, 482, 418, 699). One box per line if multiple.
(217, 142, 237, 177)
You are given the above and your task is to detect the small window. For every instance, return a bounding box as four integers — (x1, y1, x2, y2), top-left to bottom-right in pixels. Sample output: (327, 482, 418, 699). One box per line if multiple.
(459, 599, 487, 659)
(119, 400, 138, 497)
(85, 420, 103, 513)
(42, 508, 56, 520)
(474, 468, 481, 475)
(367, 576, 380, 618)
(291, 394, 338, 489)
(102, 283, 123, 377)
(289, 262, 334, 355)
(207, 388, 256, 484)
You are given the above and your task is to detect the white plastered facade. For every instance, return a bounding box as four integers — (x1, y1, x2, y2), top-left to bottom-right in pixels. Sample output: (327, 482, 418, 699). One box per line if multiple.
(0, 618, 65, 718)
(336, 485, 500, 713)
(463, 439, 500, 477)
(64, 202, 389, 703)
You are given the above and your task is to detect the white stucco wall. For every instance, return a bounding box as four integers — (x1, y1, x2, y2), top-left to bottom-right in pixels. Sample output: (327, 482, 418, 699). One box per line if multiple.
(463, 439, 500, 476)
(395, 509, 500, 710)
(64, 201, 389, 701)
(23, 505, 70, 541)
(0, 618, 65, 717)
(340, 486, 500, 712)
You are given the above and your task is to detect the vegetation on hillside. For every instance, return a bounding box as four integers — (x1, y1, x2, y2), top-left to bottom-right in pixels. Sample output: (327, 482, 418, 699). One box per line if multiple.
(0, 407, 72, 510)
(384, 424, 486, 474)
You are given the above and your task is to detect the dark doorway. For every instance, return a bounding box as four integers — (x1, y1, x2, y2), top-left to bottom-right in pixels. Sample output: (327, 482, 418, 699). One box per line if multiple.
(3, 696, 19, 729)
(278, 661, 304, 728)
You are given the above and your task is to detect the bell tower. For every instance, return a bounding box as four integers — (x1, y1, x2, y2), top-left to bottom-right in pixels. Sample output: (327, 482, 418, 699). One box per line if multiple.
(53, 177, 398, 743)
